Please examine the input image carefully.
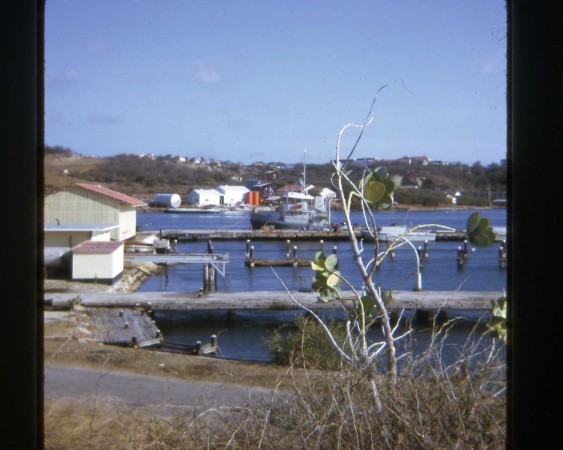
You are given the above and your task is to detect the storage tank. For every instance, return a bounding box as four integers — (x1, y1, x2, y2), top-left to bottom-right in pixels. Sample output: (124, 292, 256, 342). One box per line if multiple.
(247, 191, 258, 205)
(153, 193, 182, 208)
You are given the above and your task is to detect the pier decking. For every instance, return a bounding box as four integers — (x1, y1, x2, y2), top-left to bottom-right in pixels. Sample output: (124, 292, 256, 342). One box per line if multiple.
(47, 290, 501, 313)
(155, 229, 467, 242)
(86, 307, 163, 348)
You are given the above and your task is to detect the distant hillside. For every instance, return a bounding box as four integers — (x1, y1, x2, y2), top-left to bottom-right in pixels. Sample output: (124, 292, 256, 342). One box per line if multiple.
(44, 147, 506, 208)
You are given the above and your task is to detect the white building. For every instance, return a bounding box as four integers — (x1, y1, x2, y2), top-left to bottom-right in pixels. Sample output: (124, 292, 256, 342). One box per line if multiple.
(319, 187, 337, 200)
(187, 189, 221, 206)
(71, 240, 124, 281)
(44, 183, 147, 241)
(215, 185, 250, 206)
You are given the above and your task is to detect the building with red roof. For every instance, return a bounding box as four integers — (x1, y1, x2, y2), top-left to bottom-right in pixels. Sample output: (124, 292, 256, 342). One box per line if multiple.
(44, 183, 147, 241)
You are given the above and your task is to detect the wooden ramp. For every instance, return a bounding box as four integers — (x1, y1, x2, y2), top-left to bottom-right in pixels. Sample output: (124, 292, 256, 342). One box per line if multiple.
(86, 307, 163, 348)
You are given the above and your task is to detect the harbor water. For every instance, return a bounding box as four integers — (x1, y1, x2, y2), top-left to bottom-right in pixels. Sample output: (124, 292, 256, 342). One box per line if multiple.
(136, 208, 507, 362)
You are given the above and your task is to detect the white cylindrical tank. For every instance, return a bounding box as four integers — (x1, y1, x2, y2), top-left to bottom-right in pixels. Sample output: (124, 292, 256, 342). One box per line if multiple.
(153, 193, 182, 208)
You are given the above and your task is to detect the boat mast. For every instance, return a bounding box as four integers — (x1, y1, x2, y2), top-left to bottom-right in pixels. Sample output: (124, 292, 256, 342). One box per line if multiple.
(302, 148, 306, 193)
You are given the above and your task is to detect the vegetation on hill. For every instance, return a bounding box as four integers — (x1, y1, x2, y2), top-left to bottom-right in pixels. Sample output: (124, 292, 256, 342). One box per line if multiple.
(44, 145, 506, 207)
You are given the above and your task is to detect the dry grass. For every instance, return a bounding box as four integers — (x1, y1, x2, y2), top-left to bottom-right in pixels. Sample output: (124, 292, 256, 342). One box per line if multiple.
(44, 307, 302, 389)
(44, 310, 506, 449)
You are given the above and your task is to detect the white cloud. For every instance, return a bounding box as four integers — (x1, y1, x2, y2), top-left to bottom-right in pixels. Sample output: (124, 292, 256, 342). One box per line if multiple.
(191, 62, 222, 84)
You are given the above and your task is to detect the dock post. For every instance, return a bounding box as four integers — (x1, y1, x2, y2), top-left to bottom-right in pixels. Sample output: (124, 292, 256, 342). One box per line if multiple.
(210, 334, 217, 347)
(387, 239, 395, 259)
(248, 246, 255, 267)
(332, 246, 339, 268)
(195, 341, 202, 355)
(498, 242, 507, 269)
(205, 240, 215, 292)
(414, 270, 422, 291)
(203, 264, 210, 291)
(457, 246, 465, 269)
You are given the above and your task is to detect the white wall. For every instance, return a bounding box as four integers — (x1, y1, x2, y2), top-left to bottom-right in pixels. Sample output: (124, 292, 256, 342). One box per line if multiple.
(187, 190, 221, 206)
(72, 246, 124, 280)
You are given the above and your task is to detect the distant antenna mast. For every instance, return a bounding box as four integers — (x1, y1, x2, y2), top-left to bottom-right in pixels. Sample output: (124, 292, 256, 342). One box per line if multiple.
(302, 148, 307, 192)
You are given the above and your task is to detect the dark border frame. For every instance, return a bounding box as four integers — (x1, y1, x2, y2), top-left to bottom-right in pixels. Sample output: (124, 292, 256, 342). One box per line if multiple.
(2, 1, 563, 448)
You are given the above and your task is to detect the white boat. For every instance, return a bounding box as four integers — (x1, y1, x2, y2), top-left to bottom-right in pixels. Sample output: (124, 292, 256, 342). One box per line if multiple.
(250, 191, 330, 230)
(361, 225, 437, 243)
(250, 150, 331, 231)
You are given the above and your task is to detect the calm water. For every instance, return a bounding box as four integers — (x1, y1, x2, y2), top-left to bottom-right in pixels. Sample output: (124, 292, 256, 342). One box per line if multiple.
(136, 208, 507, 362)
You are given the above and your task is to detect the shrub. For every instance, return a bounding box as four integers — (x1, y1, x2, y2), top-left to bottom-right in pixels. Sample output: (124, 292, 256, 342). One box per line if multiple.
(266, 315, 349, 370)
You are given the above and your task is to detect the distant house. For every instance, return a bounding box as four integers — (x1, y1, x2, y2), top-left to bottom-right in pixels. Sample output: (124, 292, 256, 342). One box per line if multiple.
(187, 189, 221, 206)
(215, 185, 250, 206)
(398, 156, 430, 165)
(318, 187, 337, 199)
(44, 182, 147, 242)
(353, 157, 379, 167)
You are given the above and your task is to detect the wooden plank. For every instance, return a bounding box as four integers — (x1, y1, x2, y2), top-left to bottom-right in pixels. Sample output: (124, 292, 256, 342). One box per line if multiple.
(86, 307, 162, 347)
(245, 259, 311, 267)
(49, 290, 502, 312)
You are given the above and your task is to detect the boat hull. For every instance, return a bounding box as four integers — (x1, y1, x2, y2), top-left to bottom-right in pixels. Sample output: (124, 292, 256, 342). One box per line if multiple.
(250, 210, 329, 231)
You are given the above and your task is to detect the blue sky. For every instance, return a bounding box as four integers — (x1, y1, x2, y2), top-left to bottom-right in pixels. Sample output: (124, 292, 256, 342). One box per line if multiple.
(45, 0, 507, 165)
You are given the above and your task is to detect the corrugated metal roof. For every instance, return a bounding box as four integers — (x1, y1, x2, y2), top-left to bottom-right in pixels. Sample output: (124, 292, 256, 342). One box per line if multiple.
(75, 183, 147, 207)
(73, 240, 123, 254)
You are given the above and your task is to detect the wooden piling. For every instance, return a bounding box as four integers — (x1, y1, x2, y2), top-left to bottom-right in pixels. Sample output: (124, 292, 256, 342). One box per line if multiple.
(498, 242, 507, 269)
(457, 247, 465, 269)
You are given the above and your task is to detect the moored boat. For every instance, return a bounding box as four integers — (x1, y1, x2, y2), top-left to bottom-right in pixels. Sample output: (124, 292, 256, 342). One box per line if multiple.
(250, 191, 330, 230)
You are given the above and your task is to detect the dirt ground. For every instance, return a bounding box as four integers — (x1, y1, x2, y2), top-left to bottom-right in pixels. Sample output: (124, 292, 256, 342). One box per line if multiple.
(43, 263, 302, 390)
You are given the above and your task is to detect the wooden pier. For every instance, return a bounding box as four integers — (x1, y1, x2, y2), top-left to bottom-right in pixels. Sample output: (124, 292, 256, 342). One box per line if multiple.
(86, 307, 163, 348)
(155, 337, 218, 356)
(47, 290, 502, 313)
(245, 258, 311, 267)
(153, 229, 467, 242)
